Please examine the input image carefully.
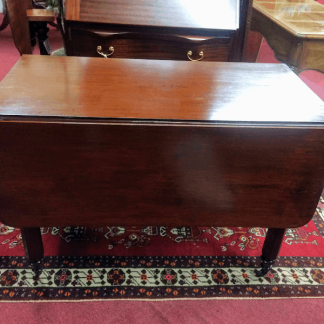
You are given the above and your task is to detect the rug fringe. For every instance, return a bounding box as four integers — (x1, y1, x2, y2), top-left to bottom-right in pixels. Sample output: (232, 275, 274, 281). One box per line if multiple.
(1, 296, 324, 303)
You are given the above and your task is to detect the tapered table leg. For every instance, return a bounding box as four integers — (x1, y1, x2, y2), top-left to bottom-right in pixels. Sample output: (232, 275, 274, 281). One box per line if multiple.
(21, 228, 44, 278)
(29, 22, 37, 48)
(35, 21, 50, 55)
(255, 228, 286, 277)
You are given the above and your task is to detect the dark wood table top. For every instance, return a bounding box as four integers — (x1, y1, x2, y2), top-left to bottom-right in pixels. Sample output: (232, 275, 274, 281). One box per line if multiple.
(65, 0, 240, 30)
(0, 55, 323, 125)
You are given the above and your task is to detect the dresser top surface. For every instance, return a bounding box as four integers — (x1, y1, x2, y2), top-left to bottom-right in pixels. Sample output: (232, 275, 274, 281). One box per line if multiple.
(65, 0, 240, 30)
(254, 0, 324, 38)
(0, 55, 323, 125)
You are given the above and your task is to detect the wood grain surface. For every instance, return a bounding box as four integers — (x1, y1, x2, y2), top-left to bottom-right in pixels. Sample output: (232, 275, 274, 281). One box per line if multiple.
(1, 122, 324, 228)
(1, 56, 324, 230)
(6, 0, 33, 54)
(0, 55, 323, 123)
(27, 9, 55, 22)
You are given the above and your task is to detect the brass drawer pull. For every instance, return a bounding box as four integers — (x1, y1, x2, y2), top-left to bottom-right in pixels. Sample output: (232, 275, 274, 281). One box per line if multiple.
(97, 46, 114, 58)
(187, 50, 204, 61)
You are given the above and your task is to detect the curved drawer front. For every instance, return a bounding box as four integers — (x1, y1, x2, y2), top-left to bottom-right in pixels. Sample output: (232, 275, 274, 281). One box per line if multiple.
(70, 29, 232, 61)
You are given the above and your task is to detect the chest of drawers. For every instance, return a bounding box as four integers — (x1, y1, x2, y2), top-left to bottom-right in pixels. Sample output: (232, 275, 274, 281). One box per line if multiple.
(62, 0, 252, 62)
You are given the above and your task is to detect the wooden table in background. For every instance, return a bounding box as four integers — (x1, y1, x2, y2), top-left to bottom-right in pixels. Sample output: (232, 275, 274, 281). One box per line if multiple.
(1, 56, 324, 277)
(245, 0, 324, 74)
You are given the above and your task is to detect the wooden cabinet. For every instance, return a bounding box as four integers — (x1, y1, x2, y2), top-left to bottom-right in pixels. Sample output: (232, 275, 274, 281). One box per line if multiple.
(70, 29, 232, 61)
(62, 0, 252, 62)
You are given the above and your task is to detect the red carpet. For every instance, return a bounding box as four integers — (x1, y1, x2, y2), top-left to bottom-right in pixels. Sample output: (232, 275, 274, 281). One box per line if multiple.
(1, 298, 324, 324)
(0, 195, 324, 300)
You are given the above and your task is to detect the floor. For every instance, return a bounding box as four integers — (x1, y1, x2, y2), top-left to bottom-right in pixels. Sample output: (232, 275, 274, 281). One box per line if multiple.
(0, 297, 324, 324)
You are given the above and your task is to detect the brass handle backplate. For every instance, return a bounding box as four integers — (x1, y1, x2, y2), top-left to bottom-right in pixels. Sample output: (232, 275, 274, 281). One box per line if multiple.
(187, 50, 204, 62)
(97, 45, 114, 58)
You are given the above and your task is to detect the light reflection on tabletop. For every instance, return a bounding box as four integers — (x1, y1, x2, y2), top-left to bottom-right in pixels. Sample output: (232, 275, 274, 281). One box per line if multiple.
(78, 0, 240, 30)
(176, 0, 240, 29)
(1, 56, 324, 124)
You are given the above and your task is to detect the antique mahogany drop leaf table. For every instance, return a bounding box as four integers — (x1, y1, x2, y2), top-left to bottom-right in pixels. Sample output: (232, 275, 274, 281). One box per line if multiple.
(1, 55, 324, 277)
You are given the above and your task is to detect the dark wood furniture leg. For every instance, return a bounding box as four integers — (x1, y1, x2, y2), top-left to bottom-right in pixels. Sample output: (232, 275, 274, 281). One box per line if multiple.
(21, 228, 44, 278)
(34, 21, 50, 55)
(29, 22, 37, 47)
(255, 228, 286, 277)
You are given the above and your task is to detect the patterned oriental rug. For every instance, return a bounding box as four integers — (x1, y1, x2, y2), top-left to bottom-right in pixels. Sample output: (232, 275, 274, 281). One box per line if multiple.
(1, 195, 324, 301)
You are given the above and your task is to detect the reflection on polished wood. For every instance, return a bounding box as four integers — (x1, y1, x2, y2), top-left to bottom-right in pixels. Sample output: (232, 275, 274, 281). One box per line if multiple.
(1, 56, 323, 122)
(66, 0, 240, 30)
(247, 0, 324, 73)
(26, 9, 55, 22)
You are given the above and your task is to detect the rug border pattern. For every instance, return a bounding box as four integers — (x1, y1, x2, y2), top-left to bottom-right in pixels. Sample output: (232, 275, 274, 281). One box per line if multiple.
(1, 255, 324, 300)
